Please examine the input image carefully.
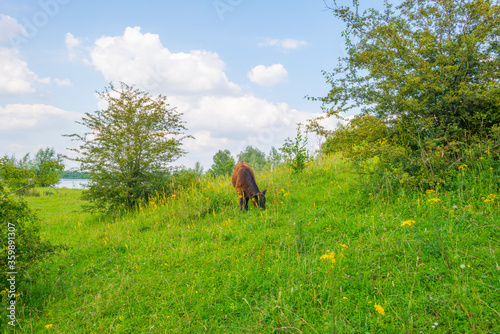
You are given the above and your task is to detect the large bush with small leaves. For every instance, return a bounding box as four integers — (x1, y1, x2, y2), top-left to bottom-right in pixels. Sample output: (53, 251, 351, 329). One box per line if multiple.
(0, 184, 65, 296)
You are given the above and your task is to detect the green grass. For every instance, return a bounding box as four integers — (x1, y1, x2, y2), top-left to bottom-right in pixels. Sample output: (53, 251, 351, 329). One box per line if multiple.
(5, 155, 500, 333)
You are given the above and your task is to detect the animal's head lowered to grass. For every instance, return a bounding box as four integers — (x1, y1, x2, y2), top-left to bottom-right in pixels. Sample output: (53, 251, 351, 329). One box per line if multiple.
(251, 189, 267, 210)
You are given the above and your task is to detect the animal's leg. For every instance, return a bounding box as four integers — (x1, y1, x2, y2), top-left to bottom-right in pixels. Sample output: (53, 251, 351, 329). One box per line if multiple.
(244, 197, 249, 211)
(239, 197, 245, 212)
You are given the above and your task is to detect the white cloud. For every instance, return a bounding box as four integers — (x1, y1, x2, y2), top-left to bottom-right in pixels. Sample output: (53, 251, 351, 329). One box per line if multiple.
(247, 64, 288, 86)
(186, 95, 294, 139)
(258, 38, 307, 50)
(63, 26, 336, 169)
(0, 104, 81, 131)
(0, 47, 38, 95)
(65, 32, 84, 61)
(182, 130, 229, 155)
(0, 104, 84, 168)
(53, 78, 73, 87)
(0, 18, 70, 96)
(0, 47, 72, 95)
(172, 94, 334, 169)
(65, 32, 81, 49)
(0, 14, 25, 43)
(89, 26, 240, 96)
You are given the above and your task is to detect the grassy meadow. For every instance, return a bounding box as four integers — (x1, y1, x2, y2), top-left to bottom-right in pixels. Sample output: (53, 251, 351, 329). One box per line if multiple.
(6, 155, 500, 333)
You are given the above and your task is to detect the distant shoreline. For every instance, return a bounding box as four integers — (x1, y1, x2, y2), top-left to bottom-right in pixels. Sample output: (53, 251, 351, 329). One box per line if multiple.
(60, 172, 91, 179)
(54, 178, 90, 189)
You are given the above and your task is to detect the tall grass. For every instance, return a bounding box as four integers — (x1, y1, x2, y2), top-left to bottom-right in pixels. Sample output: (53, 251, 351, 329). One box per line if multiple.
(4, 155, 499, 333)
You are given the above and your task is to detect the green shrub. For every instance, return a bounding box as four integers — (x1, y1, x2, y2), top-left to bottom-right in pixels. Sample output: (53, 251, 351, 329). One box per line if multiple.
(322, 116, 500, 192)
(280, 125, 312, 173)
(66, 83, 190, 213)
(0, 184, 65, 301)
(0, 158, 36, 195)
(322, 115, 391, 160)
(171, 169, 201, 191)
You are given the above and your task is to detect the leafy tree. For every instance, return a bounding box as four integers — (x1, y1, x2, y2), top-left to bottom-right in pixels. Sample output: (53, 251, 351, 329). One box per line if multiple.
(237, 146, 267, 171)
(304, 115, 334, 153)
(35, 160, 64, 187)
(193, 162, 204, 176)
(16, 153, 32, 169)
(32, 147, 64, 187)
(33, 147, 63, 166)
(65, 82, 190, 212)
(317, 0, 500, 141)
(280, 125, 312, 173)
(0, 156, 35, 194)
(208, 150, 235, 176)
(322, 115, 391, 160)
(1, 153, 31, 169)
(0, 148, 64, 191)
(268, 146, 284, 167)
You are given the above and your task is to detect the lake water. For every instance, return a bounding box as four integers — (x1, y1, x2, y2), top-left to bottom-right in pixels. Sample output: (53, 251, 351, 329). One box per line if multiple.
(55, 179, 90, 189)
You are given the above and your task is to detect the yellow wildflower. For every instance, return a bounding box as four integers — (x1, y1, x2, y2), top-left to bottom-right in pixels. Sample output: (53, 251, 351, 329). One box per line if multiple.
(425, 189, 435, 194)
(320, 250, 336, 263)
(427, 198, 441, 203)
(45, 324, 53, 328)
(401, 220, 416, 227)
(340, 244, 348, 248)
(374, 303, 385, 315)
(484, 194, 497, 203)
(458, 164, 468, 171)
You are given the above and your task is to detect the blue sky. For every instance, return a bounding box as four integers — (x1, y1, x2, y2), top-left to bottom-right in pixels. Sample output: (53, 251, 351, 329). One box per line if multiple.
(0, 0, 352, 169)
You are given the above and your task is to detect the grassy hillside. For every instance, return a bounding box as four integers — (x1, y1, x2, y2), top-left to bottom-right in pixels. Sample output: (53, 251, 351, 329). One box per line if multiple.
(9, 155, 500, 333)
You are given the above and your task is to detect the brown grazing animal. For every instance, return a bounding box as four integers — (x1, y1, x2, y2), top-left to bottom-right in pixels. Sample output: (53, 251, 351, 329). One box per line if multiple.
(231, 161, 267, 211)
